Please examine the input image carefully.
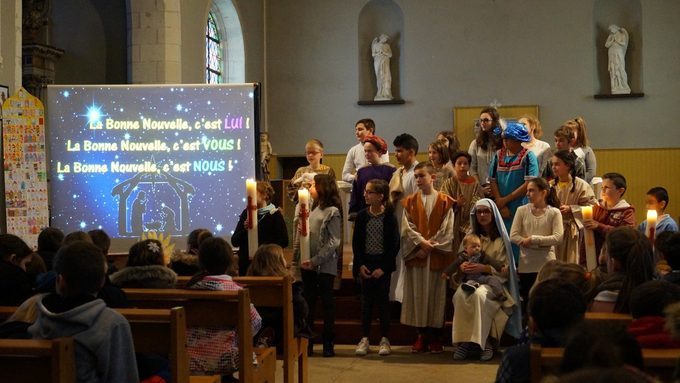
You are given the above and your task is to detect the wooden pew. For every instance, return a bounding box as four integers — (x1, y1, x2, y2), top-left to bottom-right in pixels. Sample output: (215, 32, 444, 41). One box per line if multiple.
(0, 337, 75, 383)
(123, 288, 276, 383)
(530, 344, 680, 383)
(177, 275, 309, 383)
(584, 311, 633, 325)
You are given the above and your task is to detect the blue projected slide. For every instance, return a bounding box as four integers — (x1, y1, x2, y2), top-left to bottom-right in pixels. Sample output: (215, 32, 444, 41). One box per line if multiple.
(47, 84, 259, 242)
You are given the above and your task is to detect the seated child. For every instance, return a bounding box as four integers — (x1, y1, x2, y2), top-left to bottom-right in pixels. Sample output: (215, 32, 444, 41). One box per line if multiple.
(638, 186, 679, 236)
(661, 232, 680, 285)
(185, 237, 262, 377)
(170, 228, 212, 276)
(247, 244, 312, 342)
(36, 227, 64, 271)
(442, 233, 506, 300)
(0, 234, 35, 306)
(29, 240, 139, 382)
(628, 280, 680, 348)
(110, 239, 177, 288)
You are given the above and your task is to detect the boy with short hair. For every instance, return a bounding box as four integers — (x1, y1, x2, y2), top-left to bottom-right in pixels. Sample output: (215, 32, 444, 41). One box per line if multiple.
(389, 133, 419, 302)
(638, 187, 679, 235)
(399, 162, 455, 353)
(582, 172, 636, 258)
(29, 240, 139, 383)
(342, 119, 389, 182)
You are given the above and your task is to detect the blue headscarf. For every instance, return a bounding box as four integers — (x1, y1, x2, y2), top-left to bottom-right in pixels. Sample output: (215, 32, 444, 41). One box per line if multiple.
(503, 121, 531, 142)
(469, 198, 522, 339)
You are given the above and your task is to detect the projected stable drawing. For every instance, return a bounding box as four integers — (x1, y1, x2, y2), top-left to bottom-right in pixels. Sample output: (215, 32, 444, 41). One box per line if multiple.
(47, 84, 260, 246)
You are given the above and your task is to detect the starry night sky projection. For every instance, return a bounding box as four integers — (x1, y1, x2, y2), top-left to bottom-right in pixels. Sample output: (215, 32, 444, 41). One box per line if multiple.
(47, 85, 258, 239)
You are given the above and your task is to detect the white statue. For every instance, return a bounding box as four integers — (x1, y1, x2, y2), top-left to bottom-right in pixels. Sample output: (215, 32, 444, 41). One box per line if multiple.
(372, 34, 393, 101)
(605, 25, 631, 94)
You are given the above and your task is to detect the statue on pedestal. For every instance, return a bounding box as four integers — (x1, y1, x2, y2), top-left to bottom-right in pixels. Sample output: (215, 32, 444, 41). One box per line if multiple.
(372, 34, 393, 101)
(605, 25, 631, 94)
(260, 132, 273, 181)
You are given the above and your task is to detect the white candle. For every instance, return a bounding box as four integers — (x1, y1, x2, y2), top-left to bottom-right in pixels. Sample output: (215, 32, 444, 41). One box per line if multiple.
(646, 210, 658, 244)
(298, 188, 311, 262)
(246, 179, 258, 260)
(581, 205, 596, 271)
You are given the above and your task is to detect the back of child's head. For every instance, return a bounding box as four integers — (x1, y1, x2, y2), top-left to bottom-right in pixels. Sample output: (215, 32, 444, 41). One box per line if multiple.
(186, 228, 213, 255)
(0, 234, 32, 262)
(605, 227, 655, 312)
(414, 161, 436, 175)
(659, 232, 680, 270)
(127, 239, 165, 267)
(313, 173, 342, 211)
(63, 231, 93, 245)
(560, 321, 643, 374)
(54, 240, 106, 296)
(356, 118, 375, 133)
(198, 237, 233, 275)
(630, 280, 680, 319)
(393, 133, 418, 153)
(602, 172, 627, 195)
(247, 244, 288, 277)
(528, 279, 586, 336)
(532, 260, 598, 302)
(87, 229, 111, 255)
(647, 186, 669, 210)
(37, 227, 64, 253)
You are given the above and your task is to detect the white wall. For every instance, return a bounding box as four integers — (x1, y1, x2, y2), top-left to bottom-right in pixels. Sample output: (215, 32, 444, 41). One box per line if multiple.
(265, 0, 680, 154)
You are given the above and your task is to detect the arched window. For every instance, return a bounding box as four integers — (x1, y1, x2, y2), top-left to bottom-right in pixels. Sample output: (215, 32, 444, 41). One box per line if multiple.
(206, 11, 223, 84)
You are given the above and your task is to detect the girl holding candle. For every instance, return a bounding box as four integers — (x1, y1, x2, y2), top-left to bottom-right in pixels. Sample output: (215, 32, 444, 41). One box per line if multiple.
(509, 177, 563, 313)
(299, 174, 342, 357)
(549, 150, 597, 264)
(352, 179, 400, 356)
(232, 181, 289, 275)
(287, 139, 336, 202)
(582, 172, 636, 260)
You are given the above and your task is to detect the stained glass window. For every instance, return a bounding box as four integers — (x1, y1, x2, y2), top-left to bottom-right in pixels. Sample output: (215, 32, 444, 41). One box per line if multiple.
(206, 12, 223, 84)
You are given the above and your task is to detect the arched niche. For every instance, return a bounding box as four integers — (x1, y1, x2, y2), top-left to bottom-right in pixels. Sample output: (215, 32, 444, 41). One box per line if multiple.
(594, 0, 642, 95)
(211, 0, 245, 83)
(358, 0, 404, 102)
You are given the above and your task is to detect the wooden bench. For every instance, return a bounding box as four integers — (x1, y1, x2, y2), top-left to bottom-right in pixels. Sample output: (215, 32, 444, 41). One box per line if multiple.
(584, 311, 633, 325)
(0, 337, 75, 383)
(176, 275, 309, 383)
(530, 344, 680, 382)
(123, 288, 276, 383)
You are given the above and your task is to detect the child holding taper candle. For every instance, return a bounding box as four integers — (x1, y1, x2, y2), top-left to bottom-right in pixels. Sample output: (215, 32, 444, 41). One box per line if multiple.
(581, 172, 635, 266)
(637, 187, 678, 237)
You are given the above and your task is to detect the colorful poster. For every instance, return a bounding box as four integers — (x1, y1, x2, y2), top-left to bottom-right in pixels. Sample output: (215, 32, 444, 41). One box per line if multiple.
(2, 87, 49, 248)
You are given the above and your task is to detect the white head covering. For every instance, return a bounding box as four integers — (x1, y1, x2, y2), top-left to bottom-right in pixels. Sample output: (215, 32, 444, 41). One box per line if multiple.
(470, 198, 522, 339)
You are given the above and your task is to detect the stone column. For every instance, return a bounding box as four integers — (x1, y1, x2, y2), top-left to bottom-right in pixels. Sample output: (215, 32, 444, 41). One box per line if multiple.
(128, 0, 182, 84)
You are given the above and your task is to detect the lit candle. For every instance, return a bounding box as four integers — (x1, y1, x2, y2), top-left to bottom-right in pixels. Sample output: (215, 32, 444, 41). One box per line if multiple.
(245, 179, 259, 260)
(580, 205, 596, 271)
(646, 210, 658, 244)
(298, 188, 311, 262)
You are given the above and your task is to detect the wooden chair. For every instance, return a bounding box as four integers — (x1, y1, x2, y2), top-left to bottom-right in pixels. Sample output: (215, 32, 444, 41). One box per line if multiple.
(584, 311, 633, 325)
(177, 274, 309, 383)
(233, 276, 309, 383)
(123, 288, 276, 383)
(530, 344, 680, 382)
(0, 337, 75, 383)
